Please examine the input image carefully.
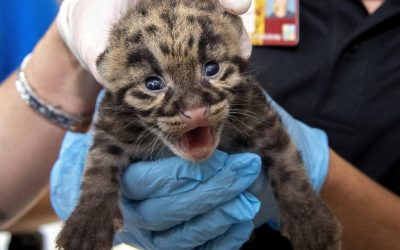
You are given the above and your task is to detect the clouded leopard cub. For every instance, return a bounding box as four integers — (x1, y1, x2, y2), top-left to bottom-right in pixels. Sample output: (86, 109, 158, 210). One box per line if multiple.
(56, 0, 340, 249)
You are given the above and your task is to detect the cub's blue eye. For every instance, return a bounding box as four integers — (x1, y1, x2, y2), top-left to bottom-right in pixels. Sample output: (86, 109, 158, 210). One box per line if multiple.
(204, 61, 220, 77)
(145, 77, 165, 91)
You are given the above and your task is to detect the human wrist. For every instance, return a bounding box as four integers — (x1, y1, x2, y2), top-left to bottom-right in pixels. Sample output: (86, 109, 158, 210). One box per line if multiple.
(320, 150, 343, 198)
(25, 22, 101, 120)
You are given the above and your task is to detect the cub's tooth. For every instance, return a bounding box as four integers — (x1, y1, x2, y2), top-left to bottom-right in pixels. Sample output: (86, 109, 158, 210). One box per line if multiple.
(179, 135, 190, 152)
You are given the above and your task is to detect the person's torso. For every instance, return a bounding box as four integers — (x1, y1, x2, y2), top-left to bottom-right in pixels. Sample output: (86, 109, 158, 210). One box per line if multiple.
(246, 0, 400, 248)
(250, 0, 400, 194)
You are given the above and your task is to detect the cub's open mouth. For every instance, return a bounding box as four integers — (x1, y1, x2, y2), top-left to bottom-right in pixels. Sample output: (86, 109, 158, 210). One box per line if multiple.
(175, 126, 215, 161)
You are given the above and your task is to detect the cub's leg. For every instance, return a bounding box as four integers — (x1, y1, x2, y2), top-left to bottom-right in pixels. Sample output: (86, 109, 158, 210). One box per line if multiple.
(229, 86, 341, 249)
(56, 131, 129, 250)
(261, 139, 341, 250)
(257, 111, 340, 250)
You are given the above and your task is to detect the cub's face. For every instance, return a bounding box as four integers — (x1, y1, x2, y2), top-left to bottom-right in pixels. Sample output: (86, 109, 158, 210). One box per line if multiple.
(97, 0, 251, 161)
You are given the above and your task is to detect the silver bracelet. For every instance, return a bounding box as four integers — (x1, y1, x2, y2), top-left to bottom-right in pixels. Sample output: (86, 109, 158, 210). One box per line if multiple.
(15, 53, 92, 131)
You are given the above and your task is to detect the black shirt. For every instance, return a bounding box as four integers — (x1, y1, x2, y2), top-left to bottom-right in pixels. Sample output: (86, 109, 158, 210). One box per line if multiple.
(246, 0, 400, 248)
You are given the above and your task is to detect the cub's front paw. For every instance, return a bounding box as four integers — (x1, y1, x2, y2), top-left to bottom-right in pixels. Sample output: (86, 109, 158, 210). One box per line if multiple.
(280, 200, 341, 250)
(56, 200, 122, 250)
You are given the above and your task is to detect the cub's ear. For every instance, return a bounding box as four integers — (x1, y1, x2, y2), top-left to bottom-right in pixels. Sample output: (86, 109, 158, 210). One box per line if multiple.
(95, 47, 125, 92)
(221, 8, 253, 60)
(239, 23, 252, 60)
(96, 48, 110, 82)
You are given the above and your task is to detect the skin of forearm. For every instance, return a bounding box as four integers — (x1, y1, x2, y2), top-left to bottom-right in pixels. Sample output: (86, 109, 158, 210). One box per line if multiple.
(0, 22, 100, 229)
(0, 72, 64, 229)
(6, 188, 59, 233)
(321, 150, 400, 249)
(362, 0, 385, 14)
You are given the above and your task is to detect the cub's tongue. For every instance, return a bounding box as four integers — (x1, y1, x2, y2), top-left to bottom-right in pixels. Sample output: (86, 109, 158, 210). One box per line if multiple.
(178, 126, 214, 154)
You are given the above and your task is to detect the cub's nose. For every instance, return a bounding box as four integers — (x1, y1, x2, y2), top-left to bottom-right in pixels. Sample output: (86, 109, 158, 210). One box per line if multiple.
(180, 107, 208, 124)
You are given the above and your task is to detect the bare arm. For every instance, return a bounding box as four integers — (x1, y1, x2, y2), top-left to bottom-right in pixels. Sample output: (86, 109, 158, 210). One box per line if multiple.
(321, 150, 400, 249)
(362, 0, 385, 14)
(0, 22, 100, 229)
(5, 189, 58, 233)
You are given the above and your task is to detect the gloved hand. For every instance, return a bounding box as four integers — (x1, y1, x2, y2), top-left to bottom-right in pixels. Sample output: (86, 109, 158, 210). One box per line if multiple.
(57, 0, 134, 83)
(115, 151, 261, 249)
(56, 0, 252, 83)
(51, 131, 261, 249)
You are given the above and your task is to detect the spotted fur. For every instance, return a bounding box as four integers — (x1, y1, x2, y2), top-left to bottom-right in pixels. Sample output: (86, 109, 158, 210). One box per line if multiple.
(56, 0, 341, 249)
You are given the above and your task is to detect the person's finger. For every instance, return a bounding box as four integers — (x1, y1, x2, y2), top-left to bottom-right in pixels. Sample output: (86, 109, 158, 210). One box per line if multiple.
(121, 151, 261, 199)
(115, 220, 254, 250)
(57, 0, 136, 83)
(50, 131, 92, 220)
(121, 155, 260, 232)
(115, 193, 258, 249)
(121, 150, 229, 199)
(219, 0, 252, 15)
(147, 192, 258, 249)
(199, 220, 254, 250)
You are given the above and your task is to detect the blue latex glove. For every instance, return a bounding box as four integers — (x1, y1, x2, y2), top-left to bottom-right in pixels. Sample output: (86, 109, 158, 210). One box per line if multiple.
(51, 132, 261, 249)
(50, 131, 89, 221)
(116, 153, 261, 249)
